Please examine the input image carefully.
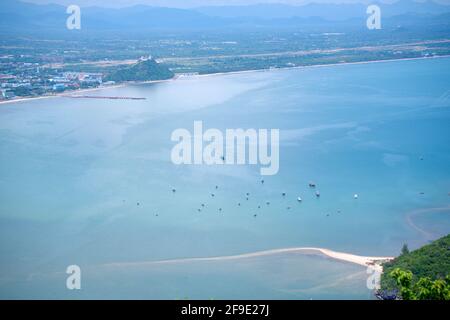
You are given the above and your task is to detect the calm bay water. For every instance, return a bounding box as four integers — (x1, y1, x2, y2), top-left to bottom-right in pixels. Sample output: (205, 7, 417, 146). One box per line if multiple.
(0, 58, 449, 299)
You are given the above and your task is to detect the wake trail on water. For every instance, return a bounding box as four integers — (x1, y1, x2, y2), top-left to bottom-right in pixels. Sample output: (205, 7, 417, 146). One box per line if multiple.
(405, 206, 450, 240)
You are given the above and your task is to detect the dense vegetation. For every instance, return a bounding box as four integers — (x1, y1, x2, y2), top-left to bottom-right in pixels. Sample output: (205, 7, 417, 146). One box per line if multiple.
(388, 268, 450, 300)
(105, 59, 174, 82)
(380, 234, 450, 299)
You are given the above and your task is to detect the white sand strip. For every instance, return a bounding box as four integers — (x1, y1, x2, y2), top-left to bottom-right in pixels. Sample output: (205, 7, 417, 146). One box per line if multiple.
(103, 247, 394, 269)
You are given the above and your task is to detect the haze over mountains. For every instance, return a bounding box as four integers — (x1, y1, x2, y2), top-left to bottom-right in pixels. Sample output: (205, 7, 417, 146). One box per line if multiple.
(196, 1, 450, 20)
(20, 0, 450, 9)
(1, 0, 450, 34)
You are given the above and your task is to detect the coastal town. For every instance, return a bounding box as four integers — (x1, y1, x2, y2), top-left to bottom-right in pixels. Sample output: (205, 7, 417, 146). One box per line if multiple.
(0, 55, 112, 101)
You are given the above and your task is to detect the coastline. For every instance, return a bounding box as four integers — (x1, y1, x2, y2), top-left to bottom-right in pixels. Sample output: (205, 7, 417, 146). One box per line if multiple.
(0, 79, 173, 106)
(192, 54, 450, 79)
(0, 83, 128, 106)
(1, 54, 449, 106)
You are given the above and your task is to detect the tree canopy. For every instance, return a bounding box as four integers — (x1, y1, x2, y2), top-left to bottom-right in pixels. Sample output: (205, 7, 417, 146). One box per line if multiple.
(105, 59, 174, 82)
(380, 234, 450, 300)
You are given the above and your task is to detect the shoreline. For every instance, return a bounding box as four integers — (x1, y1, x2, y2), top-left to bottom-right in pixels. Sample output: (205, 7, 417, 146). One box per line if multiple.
(192, 54, 450, 79)
(1, 54, 449, 106)
(0, 78, 173, 106)
(102, 247, 394, 270)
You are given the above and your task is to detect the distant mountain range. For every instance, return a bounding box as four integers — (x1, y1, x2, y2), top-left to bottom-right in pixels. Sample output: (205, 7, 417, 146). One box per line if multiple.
(195, 1, 450, 20)
(1, 0, 449, 34)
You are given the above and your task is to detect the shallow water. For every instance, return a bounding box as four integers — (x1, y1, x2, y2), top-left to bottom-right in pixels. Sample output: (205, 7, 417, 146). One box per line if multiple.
(0, 58, 449, 299)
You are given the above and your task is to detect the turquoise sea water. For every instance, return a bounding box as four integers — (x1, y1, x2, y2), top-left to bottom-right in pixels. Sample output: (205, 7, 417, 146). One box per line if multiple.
(0, 58, 449, 299)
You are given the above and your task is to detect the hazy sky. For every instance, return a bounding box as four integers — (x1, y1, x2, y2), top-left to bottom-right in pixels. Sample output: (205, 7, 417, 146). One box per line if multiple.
(21, 0, 450, 9)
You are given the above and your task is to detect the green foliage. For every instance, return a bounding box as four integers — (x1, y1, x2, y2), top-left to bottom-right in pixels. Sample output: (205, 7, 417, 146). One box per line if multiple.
(389, 268, 450, 300)
(390, 268, 414, 300)
(401, 243, 409, 255)
(381, 234, 450, 297)
(105, 59, 174, 82)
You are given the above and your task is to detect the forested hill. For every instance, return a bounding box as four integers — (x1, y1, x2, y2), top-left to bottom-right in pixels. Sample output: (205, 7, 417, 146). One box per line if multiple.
(381, 234, 450, 292)
(105, 59, 174, 82)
